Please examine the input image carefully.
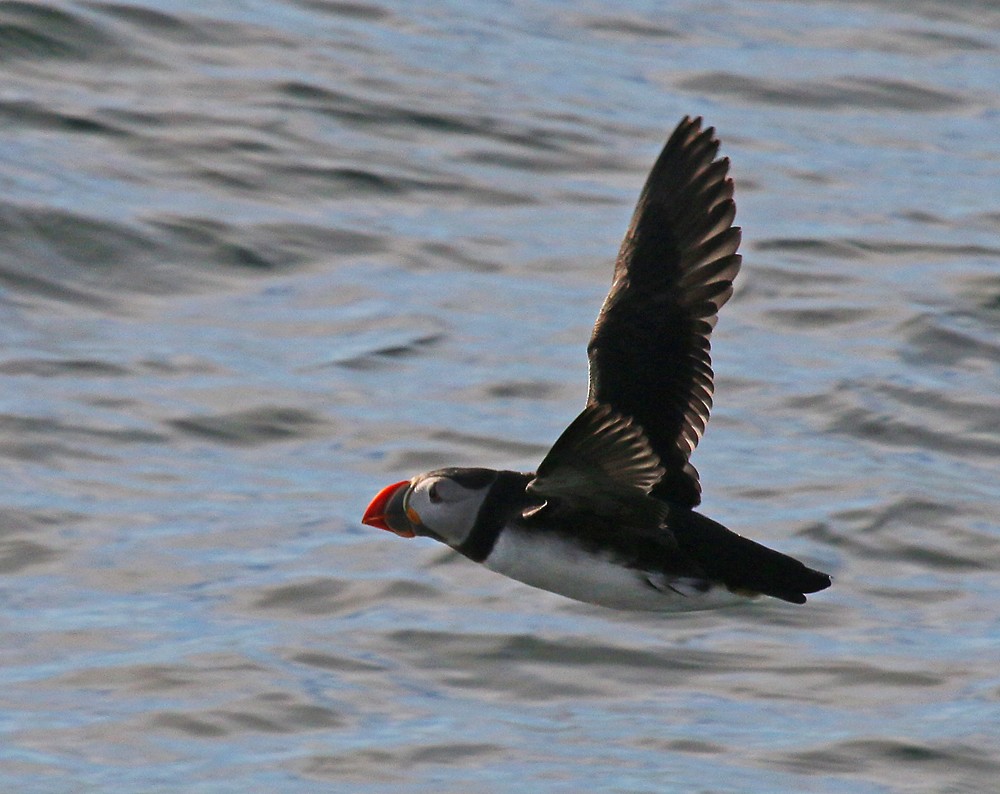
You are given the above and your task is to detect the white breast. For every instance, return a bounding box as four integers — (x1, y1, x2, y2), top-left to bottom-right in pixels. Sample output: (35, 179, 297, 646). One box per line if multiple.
(483, 526, 745, 612)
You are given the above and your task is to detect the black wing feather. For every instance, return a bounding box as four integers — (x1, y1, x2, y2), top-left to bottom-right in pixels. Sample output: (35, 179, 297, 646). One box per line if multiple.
(526, 404, 667, 527)
(587, 116, 742, 507)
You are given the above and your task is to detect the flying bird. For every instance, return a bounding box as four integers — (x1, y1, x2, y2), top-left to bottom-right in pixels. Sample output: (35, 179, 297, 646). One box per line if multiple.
(363, 116, 831, 611)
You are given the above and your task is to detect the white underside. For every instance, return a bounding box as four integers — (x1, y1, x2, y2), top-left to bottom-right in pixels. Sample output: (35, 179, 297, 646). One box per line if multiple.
(483, 527, 749, 613)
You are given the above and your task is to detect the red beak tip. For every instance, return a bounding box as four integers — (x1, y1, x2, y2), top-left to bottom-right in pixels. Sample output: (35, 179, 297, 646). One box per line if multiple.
(361, 514, 387, 530)
(362, 480, 412, 537)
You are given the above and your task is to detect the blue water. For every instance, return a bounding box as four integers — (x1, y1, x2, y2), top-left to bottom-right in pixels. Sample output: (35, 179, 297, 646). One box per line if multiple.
(1, 1, 999, 791)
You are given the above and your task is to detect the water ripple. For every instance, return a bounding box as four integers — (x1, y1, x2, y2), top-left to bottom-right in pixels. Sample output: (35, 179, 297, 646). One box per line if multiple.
(678, 73, 967, 111)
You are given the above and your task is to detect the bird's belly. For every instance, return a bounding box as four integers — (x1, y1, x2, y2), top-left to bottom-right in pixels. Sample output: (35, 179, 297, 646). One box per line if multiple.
(483, 528, 742, 612)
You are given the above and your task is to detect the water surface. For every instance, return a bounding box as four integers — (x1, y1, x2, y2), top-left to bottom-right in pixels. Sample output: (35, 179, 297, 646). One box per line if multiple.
(1, 1, 998, 792)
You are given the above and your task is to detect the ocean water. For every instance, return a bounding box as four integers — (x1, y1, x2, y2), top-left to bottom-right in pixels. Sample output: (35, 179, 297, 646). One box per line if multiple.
(1, 1, 998, 791)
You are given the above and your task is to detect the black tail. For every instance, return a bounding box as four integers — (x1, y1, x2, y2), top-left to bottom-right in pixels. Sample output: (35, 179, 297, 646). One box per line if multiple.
(669, 508, 831, 604)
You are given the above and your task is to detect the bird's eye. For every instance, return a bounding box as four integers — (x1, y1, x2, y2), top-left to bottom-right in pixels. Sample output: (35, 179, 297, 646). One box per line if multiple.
(428, 482, 442, 504)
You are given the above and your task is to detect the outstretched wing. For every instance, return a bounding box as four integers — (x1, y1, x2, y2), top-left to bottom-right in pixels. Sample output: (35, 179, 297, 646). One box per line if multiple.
(587, 116, 742, 507)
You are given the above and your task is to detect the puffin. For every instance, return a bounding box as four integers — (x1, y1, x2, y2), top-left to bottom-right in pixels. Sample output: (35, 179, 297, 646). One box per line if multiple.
(362, 116, 831, 611)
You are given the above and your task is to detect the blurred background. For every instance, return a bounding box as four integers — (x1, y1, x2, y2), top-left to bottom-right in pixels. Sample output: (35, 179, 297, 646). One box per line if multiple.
(1, 1, 998, 791)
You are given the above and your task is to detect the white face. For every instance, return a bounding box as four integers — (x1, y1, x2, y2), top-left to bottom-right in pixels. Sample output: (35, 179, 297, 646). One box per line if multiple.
(404, 471, 492, 548)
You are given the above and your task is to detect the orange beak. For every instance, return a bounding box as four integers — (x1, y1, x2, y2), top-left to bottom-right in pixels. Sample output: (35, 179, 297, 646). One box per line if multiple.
(362, 480, 415, 538)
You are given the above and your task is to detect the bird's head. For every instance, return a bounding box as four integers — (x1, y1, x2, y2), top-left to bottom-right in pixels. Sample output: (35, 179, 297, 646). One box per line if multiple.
(362, 468, 499, 548)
